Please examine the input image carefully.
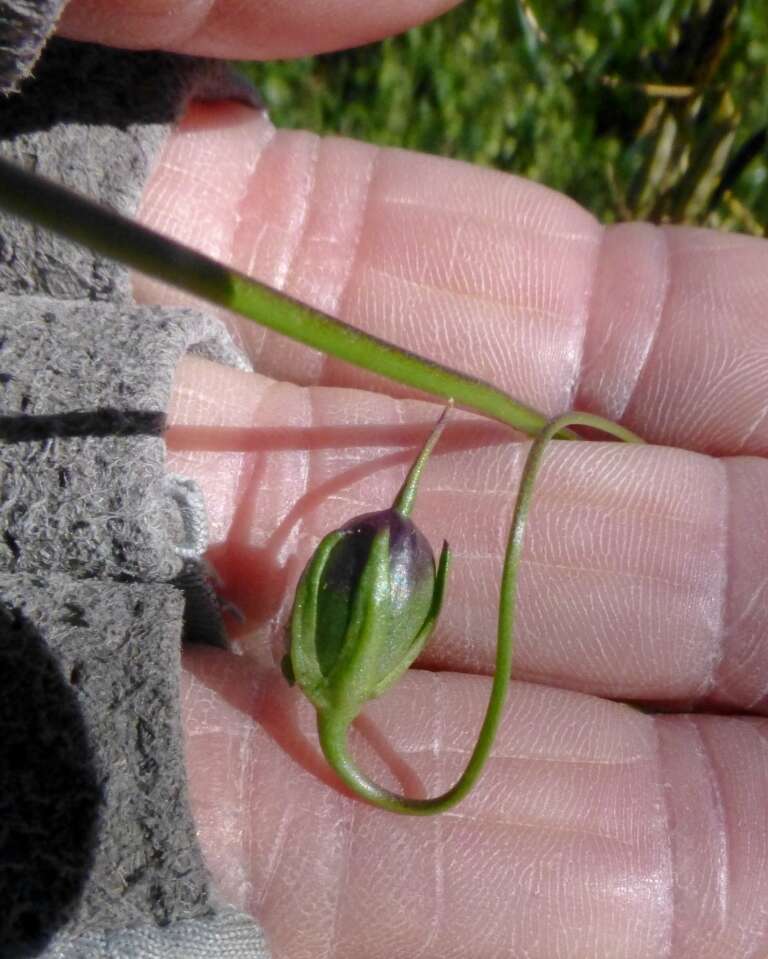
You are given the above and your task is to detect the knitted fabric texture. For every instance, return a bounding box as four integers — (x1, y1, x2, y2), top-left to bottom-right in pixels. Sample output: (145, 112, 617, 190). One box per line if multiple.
(0, 37, 269, 959)
(0, 39, 260, 302)
(0, 0, 66, 93)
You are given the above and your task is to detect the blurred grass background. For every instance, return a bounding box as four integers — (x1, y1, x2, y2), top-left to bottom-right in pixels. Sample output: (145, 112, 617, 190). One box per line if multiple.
(239, 0, 767, 232)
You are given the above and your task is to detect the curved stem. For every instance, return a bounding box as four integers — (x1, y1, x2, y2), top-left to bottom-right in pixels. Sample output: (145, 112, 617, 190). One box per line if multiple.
(317, 411, 644, 814)
(0, 157, 576, 439)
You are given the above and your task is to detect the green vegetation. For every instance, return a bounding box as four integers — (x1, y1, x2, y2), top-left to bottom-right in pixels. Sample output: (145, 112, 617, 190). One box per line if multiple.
(240, 0, 768, 232)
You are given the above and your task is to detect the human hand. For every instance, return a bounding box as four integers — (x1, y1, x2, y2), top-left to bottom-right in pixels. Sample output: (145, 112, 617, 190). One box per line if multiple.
(64, 3, 768, 957)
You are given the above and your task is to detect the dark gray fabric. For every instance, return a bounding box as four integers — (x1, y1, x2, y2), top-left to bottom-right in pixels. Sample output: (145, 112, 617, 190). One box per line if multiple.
(0, 299, 246, 583)
(0, 0, 66, 93)
(0, 295, 267, 956)
(0, 38, 262, 301)
(0, 574, 268, 957)
(0, 573, 202, 945)
(0, 36, 269, 959)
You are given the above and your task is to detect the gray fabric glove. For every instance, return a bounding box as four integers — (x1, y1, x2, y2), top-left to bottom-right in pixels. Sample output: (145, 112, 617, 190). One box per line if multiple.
(0, 38, 260, 302)
(0, 0, 67, 93)
(0, 38, 270, 959)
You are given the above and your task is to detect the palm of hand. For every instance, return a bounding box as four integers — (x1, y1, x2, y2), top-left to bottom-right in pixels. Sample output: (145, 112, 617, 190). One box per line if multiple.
(61, 3, 768, 956)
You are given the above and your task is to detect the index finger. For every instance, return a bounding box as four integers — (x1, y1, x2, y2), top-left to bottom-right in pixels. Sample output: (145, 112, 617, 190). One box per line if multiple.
(137, 109, 768, 457)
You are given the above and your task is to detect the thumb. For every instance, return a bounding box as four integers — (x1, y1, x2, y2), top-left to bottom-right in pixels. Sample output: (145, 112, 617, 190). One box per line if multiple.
(58, 0, 462, 59)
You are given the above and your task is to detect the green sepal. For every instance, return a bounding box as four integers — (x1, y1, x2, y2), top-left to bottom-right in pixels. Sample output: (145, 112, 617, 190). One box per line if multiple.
(370, 539, 451, 697)
(325, 525, 392, 718)
(288, 525, 395, 717)
(288, 529, 346, 711)
(280, 652, 295, 686)
(287, 408, 453, 723)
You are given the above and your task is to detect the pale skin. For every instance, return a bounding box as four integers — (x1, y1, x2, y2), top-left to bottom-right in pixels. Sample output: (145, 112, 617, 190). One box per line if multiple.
(59, 2, 768, 957)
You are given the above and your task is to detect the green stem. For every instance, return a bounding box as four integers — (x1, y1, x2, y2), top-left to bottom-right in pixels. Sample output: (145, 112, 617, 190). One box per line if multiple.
(317, 411, 644, 814)
(0, 157, 574, 439)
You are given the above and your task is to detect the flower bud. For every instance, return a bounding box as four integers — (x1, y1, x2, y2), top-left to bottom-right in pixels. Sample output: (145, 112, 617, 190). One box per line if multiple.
(284, 411, 450, 723)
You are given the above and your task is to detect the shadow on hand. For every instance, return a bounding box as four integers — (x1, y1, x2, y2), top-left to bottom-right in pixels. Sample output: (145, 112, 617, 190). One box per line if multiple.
(185, 649, 427, 804)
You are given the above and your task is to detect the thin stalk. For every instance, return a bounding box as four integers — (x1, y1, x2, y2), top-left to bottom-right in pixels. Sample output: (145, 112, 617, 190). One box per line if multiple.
(0, 157, 575, 439)
(317, 411, 644, 814)
(393, 404, 451, 516)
